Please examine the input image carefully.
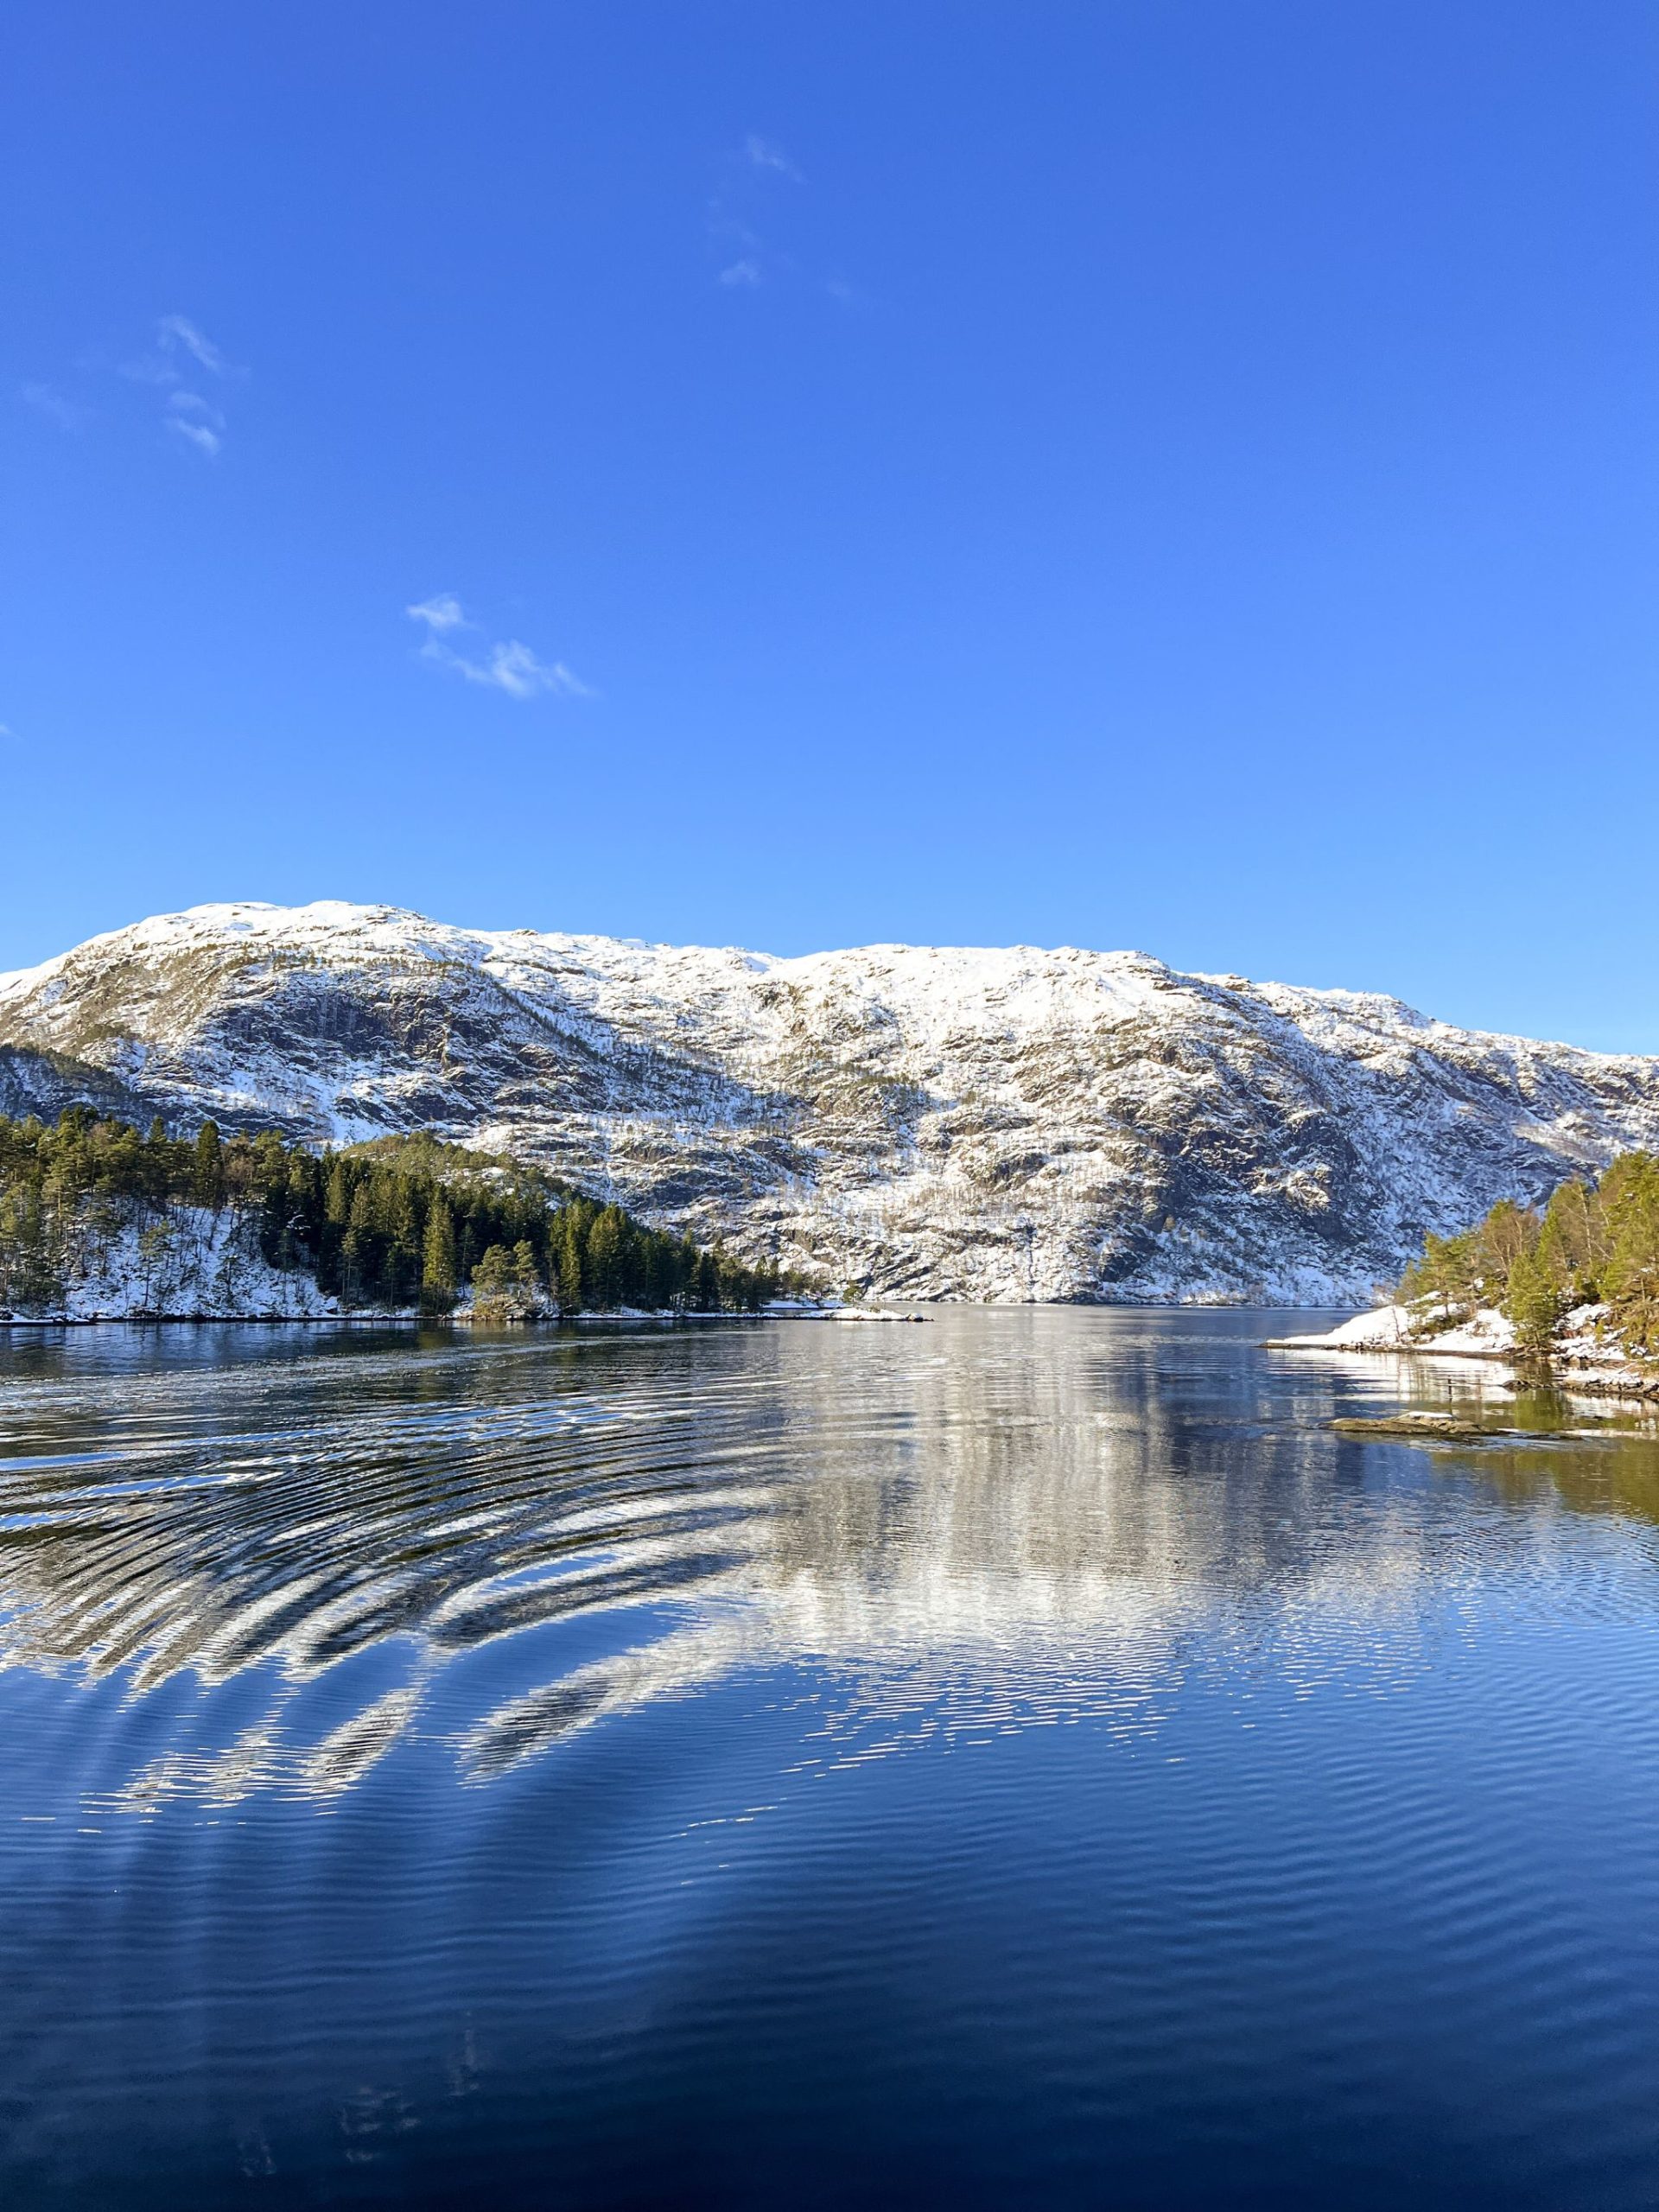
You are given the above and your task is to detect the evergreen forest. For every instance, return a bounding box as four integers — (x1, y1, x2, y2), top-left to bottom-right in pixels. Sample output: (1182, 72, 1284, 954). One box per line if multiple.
(0, 1109, 798, 1319)
(1398, 1153, 1659, 1357)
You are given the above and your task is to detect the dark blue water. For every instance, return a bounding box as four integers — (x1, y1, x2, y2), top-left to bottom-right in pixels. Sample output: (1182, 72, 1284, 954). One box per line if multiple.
(1, 1310, 1656, 2209)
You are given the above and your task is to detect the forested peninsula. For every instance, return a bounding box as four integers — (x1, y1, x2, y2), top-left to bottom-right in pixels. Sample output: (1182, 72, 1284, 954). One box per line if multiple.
(0, 1109, 798, 1322)
(1280, 1153, 1659, 1395)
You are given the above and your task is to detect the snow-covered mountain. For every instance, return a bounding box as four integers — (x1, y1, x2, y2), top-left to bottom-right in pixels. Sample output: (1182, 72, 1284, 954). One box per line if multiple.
(3, 900, 1657, 1305)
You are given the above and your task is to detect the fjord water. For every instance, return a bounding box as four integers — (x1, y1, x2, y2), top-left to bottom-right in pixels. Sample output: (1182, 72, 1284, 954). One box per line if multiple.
(1, 1314, 1656, 2210)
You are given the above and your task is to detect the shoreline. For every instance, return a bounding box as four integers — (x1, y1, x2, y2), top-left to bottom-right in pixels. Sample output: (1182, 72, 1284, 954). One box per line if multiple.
(0, 1306, 835, 1331)
(1267, 1305, 1659, 1401)
(0, 1300, 1385, 1332)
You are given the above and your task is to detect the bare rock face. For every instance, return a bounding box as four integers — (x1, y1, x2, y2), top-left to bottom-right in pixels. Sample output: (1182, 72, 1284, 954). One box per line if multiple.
(0, 1045, 152, 1128)
(3, 901, 1657, 1304)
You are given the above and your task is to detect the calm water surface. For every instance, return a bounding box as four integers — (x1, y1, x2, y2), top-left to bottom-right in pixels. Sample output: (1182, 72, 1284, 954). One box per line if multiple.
(1, 1310, 1656, 2209)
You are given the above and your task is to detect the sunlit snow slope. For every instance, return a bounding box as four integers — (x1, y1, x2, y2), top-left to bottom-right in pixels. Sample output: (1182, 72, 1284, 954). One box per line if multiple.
(4, 901, 1657, 1303)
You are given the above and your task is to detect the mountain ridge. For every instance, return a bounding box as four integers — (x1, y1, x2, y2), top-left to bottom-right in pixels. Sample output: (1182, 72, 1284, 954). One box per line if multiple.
(4, 899, 1656, 1305)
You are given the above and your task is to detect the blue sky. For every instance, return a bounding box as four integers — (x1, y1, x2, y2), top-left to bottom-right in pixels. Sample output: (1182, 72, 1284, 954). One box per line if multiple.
(3, 2, 1656, 1049)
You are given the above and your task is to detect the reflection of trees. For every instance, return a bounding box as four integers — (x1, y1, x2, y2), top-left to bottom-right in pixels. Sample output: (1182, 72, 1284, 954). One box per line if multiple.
(1268, 1344, 1659, 1529)
(1436, 1435, 1659, 1530)
(1, 1315, 1648, 1807)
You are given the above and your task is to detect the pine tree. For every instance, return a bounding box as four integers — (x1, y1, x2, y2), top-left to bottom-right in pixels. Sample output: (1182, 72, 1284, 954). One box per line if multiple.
(383, 1179, 420, 1306)
(342, 1181, 376, 1304)
(422, 1198, 458, 1315)
(470, 1243, 521, 1321)
(191, 1120, 226, 1209)
(556, 1217, 583, 1312)
(0, 1182, 61, 1313)
(1603, 1153, 1659, 1351)
(1537, 1178, 1605, 1302)
(586, 1208, 623, 1308)
(1507, 1246, 1563, 1358)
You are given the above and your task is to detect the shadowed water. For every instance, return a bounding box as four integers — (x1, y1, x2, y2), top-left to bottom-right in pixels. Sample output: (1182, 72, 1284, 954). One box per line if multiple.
(0, 1311, 1656, 2209)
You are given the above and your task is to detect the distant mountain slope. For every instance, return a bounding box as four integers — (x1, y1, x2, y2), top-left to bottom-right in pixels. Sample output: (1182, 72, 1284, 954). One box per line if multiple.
(3, 901, 1657, 1303)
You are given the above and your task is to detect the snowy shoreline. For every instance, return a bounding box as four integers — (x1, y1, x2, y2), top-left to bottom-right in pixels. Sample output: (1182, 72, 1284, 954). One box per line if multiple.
(0, 1304, 831, 1330)
(1268, 1304, 1659, 1400)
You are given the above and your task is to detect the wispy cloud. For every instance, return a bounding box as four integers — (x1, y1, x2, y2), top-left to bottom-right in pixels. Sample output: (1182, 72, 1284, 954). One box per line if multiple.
(124, 315, 238, 386)
(705, 135, 806, 289)
(168, 418, 222, 458)
(744, 134, 803, 181)
(405, 593, 469, 633)
(708, 133, 858, 304)
(23, 316, 245, 458)
(21, 382, 92, 431)
(156, 315, 228, 374)
(406, 597, 591, 701)
(465, 640, 591, 701)
(423, 635, 593, 702)
(122, 316, 239, 455)
(165, 390, 225, 457)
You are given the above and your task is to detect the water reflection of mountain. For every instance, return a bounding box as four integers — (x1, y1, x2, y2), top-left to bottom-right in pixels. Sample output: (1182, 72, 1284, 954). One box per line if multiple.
(0, 1315, 1650, 1805)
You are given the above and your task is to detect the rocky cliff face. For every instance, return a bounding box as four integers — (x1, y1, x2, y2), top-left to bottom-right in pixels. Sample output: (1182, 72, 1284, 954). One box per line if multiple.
(3, 901, 1656, 1303)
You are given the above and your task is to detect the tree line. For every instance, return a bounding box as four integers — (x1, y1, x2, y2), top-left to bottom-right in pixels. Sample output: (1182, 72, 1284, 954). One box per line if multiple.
(1398, 1153, 1659, 1357)
(0, 1109, 798, 1318)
